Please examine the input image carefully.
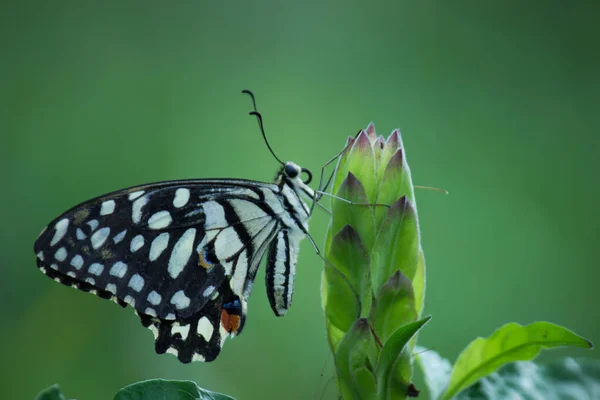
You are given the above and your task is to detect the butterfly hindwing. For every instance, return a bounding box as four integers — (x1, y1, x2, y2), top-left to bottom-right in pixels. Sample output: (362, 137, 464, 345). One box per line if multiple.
(139, 281, 246, 363)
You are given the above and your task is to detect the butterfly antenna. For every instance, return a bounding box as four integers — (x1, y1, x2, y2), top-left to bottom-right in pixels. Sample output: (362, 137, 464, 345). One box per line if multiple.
(242, 89, 285, 165)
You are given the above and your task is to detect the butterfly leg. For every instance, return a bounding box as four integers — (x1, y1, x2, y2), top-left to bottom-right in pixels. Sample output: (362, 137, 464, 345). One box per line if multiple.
(309, 130, 362, 217)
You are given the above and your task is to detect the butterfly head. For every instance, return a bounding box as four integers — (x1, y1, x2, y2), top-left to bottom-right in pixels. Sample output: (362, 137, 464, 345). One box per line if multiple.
(281, 162, 312, 185)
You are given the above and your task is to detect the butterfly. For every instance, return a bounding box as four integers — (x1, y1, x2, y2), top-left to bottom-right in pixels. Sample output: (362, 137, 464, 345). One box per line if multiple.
(33, 90, 321, 363)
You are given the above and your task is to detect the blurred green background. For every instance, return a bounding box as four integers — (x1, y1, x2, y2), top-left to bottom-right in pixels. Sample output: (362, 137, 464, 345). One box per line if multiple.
(1, 1, 598, 399)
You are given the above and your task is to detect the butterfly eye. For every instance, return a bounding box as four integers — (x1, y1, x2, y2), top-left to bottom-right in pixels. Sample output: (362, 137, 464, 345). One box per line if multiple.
(301, 168, 312, 185)
(284, 163, 300, 178)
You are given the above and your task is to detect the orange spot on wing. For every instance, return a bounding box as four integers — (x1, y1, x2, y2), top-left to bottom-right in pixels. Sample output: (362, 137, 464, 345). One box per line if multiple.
(220, 310, 241, 333)
(229, 315, 241, 333)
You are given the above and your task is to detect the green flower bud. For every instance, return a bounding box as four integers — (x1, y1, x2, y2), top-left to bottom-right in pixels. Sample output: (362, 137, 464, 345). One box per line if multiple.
(321, 123, 427, 399)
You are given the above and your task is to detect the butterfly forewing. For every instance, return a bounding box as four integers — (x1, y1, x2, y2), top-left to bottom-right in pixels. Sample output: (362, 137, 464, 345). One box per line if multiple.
(34, 178, 289, 362)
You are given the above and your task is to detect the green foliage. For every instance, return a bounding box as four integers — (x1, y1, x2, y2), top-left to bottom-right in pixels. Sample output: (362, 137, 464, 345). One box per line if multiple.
(35, 381, 235, 400)
(416, 323, 594, 399)
(114, 380, 235, 400)
(457, 358, 600, 399)
(441, 322, 593, 399)
(35, 385, 68, 400)
(376, 316, 431, 400)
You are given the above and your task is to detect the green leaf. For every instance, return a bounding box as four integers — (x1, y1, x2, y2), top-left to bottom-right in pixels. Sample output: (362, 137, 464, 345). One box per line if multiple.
(376, 147, 415, 208)
(371, 196, 420, 292)
(456, 358, 600, 399)
(375, 129, 401, 187)
(335, 318, 377, 400)
(371, 270, 417, 345)
(35, 385, 67, 400)
(412, 250, 426, 317)
(330, 135, 356, 198)
(114, 380, 235, 400)
(325, 318, 348, 361)
(330, 172, 376, 251)
(327, 225, 371, 318)
(344, 130, 378, 204)
(321, 253, 361, 336)
(376, 316, 432, 400)
(414, 346, 452, 400)
(441, 322, 593, 400)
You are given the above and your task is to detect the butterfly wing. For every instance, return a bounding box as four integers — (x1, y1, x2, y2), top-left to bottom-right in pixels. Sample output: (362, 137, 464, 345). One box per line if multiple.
(34, 179, 283, 362)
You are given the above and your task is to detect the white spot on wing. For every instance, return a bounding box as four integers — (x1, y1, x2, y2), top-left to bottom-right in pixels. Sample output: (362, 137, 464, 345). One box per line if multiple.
(100, 200, 116, 216)
(128, 273, 145, 292)
(222, 261, 233, 275)
(147, 291, 162, 305)
(70, 255, 84, 270)
(144, 307, 157, 317)
(67, 271, 76, 277)
(202, 285, 215, 297)
(261, 188, 284, 214)
(219, 325, 229, 347)
(132, 195, 148, 224)
(171, 290, 190, 309)
(149, 233, 169, 261)
(88, 263, 104, 276)
(76, 228, 86, 240)
(106, 283, 117, 294)
(168, 228, 196, 279)
(196, 316, 214, 341)
(229, 199, 268, 222)
(173, 188, 190, 208)
(91, 227, 110, 249)
(192, 354, 205, 362)
(85, 277, 95, 285)
(203, 201, 226, 228)
(171, 324, 191, 340)
(109, 261, 128, 278)
(166, 347, 178, 356)
(130, 234, 145, 252)
(148, 325, 159, 339)
(214, 227, 243, 260)
(231, 250, 249, 295)
(242, 189, 260, 200)
(37, 251, 44, 261)
(50, 218, 69, 246)
(87, 219, 99, 231)
(124, 295, 135, 307)
(128, 190, 144, 201)
(54, 247, 67, 262)
(148, 210, 172, 229)
(113, 230, 127, 244)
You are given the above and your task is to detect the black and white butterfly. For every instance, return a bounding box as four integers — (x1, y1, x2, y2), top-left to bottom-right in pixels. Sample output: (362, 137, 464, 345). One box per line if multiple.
(34, 90, 322, 363)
